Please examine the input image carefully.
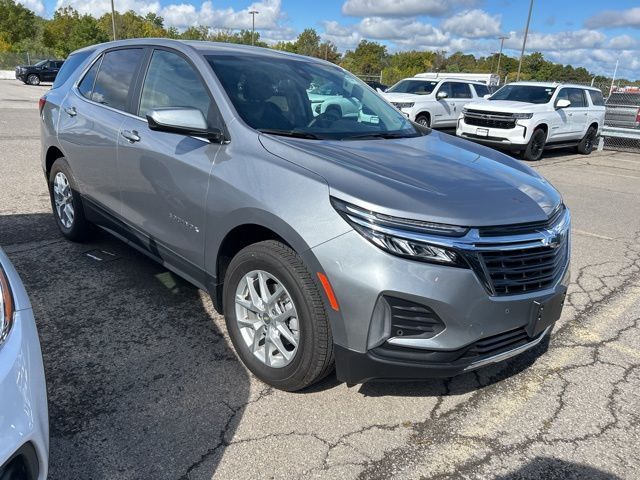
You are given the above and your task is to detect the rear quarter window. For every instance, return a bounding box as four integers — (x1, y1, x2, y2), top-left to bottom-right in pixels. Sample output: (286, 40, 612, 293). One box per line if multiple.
(588, 90, 605, 106)
(52, 50, 94, 89)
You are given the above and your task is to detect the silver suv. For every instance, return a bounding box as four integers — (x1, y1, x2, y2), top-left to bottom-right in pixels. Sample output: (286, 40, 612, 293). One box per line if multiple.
(40, 39, 570, 391)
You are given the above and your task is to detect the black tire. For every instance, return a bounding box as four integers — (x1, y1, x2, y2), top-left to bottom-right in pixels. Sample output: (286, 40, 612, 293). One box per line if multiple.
(415, 113, 430, 128)
(522, 128, 546, 161)
(48, 157, 92, 241)
(223, 240, 334, 391)
(26, 73, 40, 85)
(576, 125, 597, 155)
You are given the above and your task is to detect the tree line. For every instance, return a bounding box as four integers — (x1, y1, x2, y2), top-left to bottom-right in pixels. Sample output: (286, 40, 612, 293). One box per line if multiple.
(1, 0, 635, 86)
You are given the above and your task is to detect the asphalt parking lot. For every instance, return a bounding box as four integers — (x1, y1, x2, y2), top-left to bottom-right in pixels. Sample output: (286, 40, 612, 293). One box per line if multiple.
(1, 80, 639, 480)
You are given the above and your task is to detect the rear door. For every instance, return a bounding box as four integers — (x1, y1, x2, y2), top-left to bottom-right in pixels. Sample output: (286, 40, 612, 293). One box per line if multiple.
(566, 88, 589, 137)
(448, 82, 474, 127)
(117, 48, 224, 272)
(57, 48, 146, 214)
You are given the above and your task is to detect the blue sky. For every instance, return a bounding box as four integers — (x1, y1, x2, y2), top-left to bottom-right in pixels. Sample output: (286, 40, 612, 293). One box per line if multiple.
(20, 0, 640, 79)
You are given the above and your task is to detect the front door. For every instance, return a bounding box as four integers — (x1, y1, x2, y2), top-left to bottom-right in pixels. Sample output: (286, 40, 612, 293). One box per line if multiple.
(117, 48, 223, 271)
(432, 82, 456, 126)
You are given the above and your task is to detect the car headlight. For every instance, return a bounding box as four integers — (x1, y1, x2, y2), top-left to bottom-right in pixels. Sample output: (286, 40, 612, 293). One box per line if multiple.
(331, 198, 469, 267)
(393, 102, 414, 109)
(512, 112, 533, 119)
(0, 266, 15, 345)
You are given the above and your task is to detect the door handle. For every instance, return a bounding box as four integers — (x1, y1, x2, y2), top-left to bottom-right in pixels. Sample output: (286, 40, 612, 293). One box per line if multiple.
(121, 129, 140, 143)
(64, 106, 77, 117)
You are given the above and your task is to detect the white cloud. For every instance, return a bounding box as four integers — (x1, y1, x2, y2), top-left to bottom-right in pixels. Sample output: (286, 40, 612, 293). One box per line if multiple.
(16, 0, 45, 15)
(358, 17, 447, 42)
(504, 29, 607, 51)
(585, 7, 640, 29)
(342, 0, 478, 18)
(607, 35, 638, 50)
(441, 9, 501, 38)
(321, 20, 362, 50)
(55, 0, 159, 16)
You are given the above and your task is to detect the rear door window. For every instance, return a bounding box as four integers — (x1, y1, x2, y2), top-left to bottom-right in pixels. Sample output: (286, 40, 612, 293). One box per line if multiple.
(567, 88, 586, 108)
(91, 48, 144, 111)
(587, 90, 605, 106)
(473, 84, 489, 97)
(450, 82, 472, 99)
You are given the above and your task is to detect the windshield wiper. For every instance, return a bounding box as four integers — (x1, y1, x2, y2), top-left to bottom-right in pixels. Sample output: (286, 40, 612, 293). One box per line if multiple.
(341, 132, 418, 141)
(258, 129, 323, 140)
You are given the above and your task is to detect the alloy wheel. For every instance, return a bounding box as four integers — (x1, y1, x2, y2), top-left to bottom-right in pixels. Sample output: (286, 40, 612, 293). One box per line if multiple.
(53, 171, 74, 229)
(234, 270, 300, 368)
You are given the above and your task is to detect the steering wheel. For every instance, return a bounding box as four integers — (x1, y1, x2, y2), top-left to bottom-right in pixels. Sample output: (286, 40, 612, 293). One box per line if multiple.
(308, 108, 341, 128)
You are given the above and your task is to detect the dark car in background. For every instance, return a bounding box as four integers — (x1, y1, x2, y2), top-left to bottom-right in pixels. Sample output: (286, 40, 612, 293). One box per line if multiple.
(15, 59, 64, 85)
(364, 80, 388, 91)
(605, 92, 640, 129)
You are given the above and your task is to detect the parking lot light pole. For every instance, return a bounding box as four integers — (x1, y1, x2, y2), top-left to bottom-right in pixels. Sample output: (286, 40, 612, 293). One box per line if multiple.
(516, 0, 534, 81)
(110, 0, 117, 41)
(496, 35, 508, 76)
(249, 10, 259, 46)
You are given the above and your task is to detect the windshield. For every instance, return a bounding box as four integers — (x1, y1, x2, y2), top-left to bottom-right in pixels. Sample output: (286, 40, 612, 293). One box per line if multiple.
(490, 85, 556, 104)
(206, 53, 420, 140)
(386, 79, 438, 95)
(34, 59, 47, 67)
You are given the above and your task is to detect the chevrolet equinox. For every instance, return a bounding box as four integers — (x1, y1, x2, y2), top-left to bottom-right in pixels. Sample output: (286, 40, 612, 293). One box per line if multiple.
(40, 40, 570, 391)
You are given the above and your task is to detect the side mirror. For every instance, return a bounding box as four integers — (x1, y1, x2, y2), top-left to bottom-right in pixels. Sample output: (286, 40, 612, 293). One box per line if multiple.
(376, 87, 383, 93)
(436, 90, 448, 100)
(146, 107, 224, 142)
(555, 99, 571, 109)
(483, 94, 491, 99)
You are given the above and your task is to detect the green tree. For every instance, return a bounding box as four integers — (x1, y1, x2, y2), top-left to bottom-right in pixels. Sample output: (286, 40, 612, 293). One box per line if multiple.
(382, 50, 436, 84)
(0, 0, 37, 46)
(341, 39, 388, 75)
(43, 7, 107, 57)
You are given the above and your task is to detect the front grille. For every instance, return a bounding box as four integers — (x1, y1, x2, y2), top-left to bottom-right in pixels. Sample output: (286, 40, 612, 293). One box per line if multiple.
(462, 326, 532, 359)
(480, 241, 568, 295)
(464, 115, 516, 129)
(387, 296, 445, 338)
(464, 109, 516, 129)
(479, 205, 565, 237)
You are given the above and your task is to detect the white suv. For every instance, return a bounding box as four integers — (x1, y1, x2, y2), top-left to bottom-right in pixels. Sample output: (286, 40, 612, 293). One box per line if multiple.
(457, 82, 606, 160)
(382, 77, 490, 128)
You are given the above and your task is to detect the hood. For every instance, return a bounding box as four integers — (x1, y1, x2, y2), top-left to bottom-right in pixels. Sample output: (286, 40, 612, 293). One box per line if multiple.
(259, 131, 561, 227)
(382, 92, 429, 102)
(466, 100, 543, 112)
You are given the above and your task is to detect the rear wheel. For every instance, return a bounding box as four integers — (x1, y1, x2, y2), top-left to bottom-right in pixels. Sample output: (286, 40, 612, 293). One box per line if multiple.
(223, 240, 334, 391)
(48, 158, 92, 241)
(415, 113, 430, 128)
(26, 74, 40, 85)
(576, 125, 597, 154)
(522, 128, 546, 161)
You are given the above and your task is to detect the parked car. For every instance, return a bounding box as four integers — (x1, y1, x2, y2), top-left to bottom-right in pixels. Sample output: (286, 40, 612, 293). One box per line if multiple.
(605, 92, 640, 128)
(0, 248, 49, 480)
(41, 39, 570, 390)
(457, 82, 606, 160)
(382, 76, 490, 128)
(364, 80, 387, 91)
(15, 59, 64, 85)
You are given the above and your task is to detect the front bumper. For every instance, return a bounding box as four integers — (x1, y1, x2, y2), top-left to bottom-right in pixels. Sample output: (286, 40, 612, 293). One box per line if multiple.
(0, 308, 48, 480)
(310, 217, 570, 384)
(456, 118, 531, 150)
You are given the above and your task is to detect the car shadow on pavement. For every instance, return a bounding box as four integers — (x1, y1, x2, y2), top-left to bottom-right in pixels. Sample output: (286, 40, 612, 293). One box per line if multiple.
(355, 334, 551, 398)
(494, 457, 622, 479)
(1, 213, 250, 480)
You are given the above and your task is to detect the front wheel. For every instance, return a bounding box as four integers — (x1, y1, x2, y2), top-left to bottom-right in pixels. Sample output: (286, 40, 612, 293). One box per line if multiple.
(576, 126, 597, 154)
(26, 74, 40, 85)
(522, 128, 546, 161)
(415, 113, 430, 128)
(223, 240, 334, 391)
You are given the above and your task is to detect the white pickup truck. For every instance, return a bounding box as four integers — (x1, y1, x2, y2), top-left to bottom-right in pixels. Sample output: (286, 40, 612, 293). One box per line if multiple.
(457, 82, 606, 160)
(381, 76, 490, 128)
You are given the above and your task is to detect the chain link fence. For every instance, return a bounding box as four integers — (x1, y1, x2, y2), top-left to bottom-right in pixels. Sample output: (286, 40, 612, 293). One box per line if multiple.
(0, 52, 54, 70)
(599, 83, 640, 153)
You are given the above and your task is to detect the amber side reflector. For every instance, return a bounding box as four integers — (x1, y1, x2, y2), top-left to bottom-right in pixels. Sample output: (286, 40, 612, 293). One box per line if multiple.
(317, 272, 340, 311)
